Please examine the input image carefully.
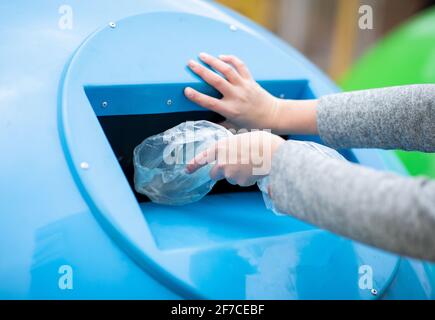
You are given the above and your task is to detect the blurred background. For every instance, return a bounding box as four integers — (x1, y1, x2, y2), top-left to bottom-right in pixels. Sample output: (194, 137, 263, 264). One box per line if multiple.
(218, 0, 435, 179)
(218, 0, 435, 80)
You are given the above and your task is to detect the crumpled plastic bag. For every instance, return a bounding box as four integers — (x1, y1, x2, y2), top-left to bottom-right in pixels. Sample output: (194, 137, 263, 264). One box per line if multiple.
(257, 140, 346, 216)
(133, 120, 232, 205)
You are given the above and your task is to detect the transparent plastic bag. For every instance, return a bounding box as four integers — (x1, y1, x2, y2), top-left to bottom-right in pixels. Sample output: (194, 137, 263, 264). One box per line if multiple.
(133, 120, 232, 205)
(257, 141, 346, 216)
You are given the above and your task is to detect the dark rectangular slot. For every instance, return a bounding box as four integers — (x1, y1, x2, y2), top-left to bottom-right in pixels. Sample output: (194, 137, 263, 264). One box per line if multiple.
(98, 111, 259, 203)
(89, 79, 316, 203)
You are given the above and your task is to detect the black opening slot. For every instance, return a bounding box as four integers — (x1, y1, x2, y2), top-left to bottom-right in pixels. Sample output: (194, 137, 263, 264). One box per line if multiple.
(98, 111, 259, 203)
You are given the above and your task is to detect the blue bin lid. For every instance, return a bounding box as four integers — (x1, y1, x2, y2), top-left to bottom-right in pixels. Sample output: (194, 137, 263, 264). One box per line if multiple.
(59, 11, 400, 299)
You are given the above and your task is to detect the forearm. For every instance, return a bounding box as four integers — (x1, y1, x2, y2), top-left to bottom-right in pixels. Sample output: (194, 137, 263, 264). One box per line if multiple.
(269, 141, 435, 261)
(273, 98, 318, 135)
(275, 85, 435, 151)
(318, 84, 435, 151)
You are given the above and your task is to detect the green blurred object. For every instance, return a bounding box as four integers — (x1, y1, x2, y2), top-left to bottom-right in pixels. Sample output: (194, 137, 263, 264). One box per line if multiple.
(340, 6, 435, 178)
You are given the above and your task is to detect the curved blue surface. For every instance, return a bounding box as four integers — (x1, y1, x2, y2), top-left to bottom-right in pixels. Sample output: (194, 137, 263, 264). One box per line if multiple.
(1, 0, 434, 299)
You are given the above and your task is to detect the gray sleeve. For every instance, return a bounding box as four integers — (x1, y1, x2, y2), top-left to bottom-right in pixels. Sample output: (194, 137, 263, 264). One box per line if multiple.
(269, 141, 435, 261)
(318, 84, 435, 152)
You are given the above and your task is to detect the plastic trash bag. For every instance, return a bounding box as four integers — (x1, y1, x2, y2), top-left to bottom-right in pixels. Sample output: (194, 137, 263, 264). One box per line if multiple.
(133, 120, 232, 205)
(257, 141, 346, 216)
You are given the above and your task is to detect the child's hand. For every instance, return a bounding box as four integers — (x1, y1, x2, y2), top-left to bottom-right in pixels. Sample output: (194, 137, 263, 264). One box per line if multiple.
(184, 53, 282, 131)
(186, 131, 285, 187)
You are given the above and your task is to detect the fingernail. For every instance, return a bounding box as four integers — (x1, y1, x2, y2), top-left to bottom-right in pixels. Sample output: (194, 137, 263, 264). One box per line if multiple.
(186, 163, 195, 174)
(188, 60, 197, 68)
(199, 52, 209, 60)
(184, 87, 193, 98)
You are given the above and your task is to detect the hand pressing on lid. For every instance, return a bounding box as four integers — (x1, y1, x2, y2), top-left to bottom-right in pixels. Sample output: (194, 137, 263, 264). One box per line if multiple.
(184, 53, 282, 132)
(184, 53, 319, 135)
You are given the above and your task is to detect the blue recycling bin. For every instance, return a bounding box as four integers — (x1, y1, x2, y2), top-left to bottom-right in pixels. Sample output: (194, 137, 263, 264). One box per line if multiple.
(1, 0, 434, 299)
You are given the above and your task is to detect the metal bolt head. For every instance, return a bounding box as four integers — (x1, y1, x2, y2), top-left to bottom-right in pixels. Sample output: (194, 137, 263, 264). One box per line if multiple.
(166, 99, 173, 106)
(229, 24, 238, 32)
(101, 101, 108, 108)
(80, 162, 90, 170)
(370, 288, 378, 296)
(109, 22, 116, 28)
